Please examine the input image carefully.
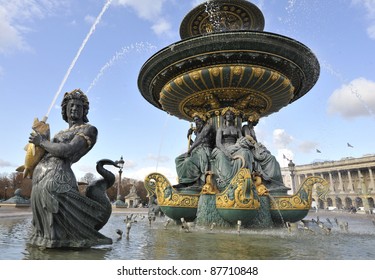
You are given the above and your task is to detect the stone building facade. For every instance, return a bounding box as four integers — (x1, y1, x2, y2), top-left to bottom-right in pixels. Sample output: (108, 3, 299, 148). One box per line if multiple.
(281, 155, 375, 213)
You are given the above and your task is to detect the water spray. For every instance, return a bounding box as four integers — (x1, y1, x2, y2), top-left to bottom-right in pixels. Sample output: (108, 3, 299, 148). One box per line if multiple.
(180, 218, 190, 232)
(43, 0, 113, 122)
(210, 222, 216, 231)
(237, 220, 242, 234)
(164, 218, 171, 230)
(148, 213, 156, 227)
(126, 222, 132, 239)
(86, 42, 156, 94)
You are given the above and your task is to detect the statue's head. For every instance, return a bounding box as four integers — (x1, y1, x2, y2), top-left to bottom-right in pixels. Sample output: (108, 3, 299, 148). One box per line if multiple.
(221, 107, 240, 118)
(61, 89, 90, 123)
(192, 111, 207, 122)
(248, 111, 260, 124)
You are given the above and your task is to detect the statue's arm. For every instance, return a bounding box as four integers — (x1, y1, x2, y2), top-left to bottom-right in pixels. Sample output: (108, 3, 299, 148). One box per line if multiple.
(241, 125, 248, 137)
(30, 126, 97, 159)
(188, 124, 211, 153)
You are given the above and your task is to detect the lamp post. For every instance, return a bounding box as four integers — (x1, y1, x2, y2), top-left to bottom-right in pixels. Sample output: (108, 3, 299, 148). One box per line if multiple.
(288, 160, 296, 194)
(117, 156, 125, 200)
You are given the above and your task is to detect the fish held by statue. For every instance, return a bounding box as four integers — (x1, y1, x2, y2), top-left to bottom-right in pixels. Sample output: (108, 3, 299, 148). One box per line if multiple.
(16, 117, 50, 179)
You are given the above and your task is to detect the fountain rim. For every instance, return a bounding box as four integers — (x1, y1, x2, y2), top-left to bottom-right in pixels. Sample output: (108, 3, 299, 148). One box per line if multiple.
(139, 29, 319, 71)
(138, 30, 320, 120)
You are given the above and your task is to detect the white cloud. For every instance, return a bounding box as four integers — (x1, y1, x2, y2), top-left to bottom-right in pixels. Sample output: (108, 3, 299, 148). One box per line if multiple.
(152, 18, 172, 36)
(84, 14, 96, 25)
(144, 154, 170, 163)
(126, 166, 177, 184)
(367, 23, 375, 39)
(298, 140, 319, 153)
(0, 158, 13, 167)
(352, 0, 375, 17)
(352, 0, 375, 39)
(273, 129, 293, 149)
(0, 8, 28, 54)
(114, 0, 165, 20)
(113, 0, 172, 36)
(191, 0, 205, 7)
(0, 0, 67, 54)
(327, 77, 375, 118)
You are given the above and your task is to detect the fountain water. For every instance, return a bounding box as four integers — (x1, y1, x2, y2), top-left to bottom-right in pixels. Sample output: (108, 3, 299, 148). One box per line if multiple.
(86, 42, 156, 94)
(45, 0, 113, 120)
(1, 210, 375, 259)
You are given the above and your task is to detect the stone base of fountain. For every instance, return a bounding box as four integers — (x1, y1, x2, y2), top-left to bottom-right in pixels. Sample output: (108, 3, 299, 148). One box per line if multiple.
(196, 194, 231, 227)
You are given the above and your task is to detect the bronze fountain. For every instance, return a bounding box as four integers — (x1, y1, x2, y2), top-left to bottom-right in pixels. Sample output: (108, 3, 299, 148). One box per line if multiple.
(138, 0, 328, 227)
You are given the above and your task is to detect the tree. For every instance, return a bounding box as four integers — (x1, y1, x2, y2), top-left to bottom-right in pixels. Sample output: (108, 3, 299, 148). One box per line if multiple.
(0, 172, 31, 199)
(80, 172, 96, 184)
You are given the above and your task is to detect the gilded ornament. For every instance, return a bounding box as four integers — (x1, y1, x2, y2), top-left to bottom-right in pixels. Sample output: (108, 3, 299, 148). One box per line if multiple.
(221, 106, 241, 116)
(270, 176, 329, 210)
(191, 111, 207, 121)
(248, 111, 260, 122)
(144, 173, 199, 208)
(271, 72, 280, 81)
(282, 78, 291, 87)
(253, 67, 263, 77)
(210, 67, 221, 77)
(175, 77, 183, 86)
(165, 84, 172, 92)
(233, 66, 243, 75)
(191, 71, 201, 80)
(216, 168, 260, 209)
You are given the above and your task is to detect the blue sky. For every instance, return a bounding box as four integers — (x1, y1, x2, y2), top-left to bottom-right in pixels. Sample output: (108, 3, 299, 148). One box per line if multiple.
(1, 0, 375, 184)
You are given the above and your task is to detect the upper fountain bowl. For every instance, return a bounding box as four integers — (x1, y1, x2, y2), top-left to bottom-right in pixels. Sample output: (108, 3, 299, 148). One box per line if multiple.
(180, 0, 265, 39)
(138, 0, 320, 121)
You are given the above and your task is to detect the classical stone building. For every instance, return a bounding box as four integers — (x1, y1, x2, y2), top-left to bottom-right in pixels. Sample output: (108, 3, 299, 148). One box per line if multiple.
(124, 184, 141, 208)
(281, 155, 375, 213)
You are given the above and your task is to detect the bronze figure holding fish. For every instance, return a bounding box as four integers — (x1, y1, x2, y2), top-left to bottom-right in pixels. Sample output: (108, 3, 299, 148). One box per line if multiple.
(25, 89, 116, 248)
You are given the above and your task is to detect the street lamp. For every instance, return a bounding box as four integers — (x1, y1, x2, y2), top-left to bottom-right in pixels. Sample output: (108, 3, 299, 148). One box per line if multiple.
(288, 160, 296, 194)
(116, 156, 125, 199)
(4, 186, 8, 201)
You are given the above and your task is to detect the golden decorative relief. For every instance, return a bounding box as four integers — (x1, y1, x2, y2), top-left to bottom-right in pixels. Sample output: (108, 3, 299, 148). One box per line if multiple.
(271, 72, 280, 81)
(144, 173, 199, 208)
(282, 78, 291, 86)
(160, 64, 293, 121)
(190, 71, 201, 80)
(175, 77, 183, 86)
(210, 67, 221, 77)
(216, 168, 260, 209)
(165, 84, 172, 92)
(182, 88, 271, 119)
(253, 67, 264, 77)
(232, 66, 243, 75)
(201, 172, 218, 194)
(270, 176, 329, 210)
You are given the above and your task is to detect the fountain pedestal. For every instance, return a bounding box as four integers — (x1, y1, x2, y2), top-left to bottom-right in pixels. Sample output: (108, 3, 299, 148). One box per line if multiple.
(196, 194, 230, 227)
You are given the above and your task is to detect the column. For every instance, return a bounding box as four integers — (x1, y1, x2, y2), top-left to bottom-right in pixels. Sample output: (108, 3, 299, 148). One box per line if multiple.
(368, 168, 374, 193)
(338, 171, 343, 192)
(329, 172, 335, 192)
(348, 170, 354, 193)
(296, 174, 301, 188)
(357, 169, 362, 194)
